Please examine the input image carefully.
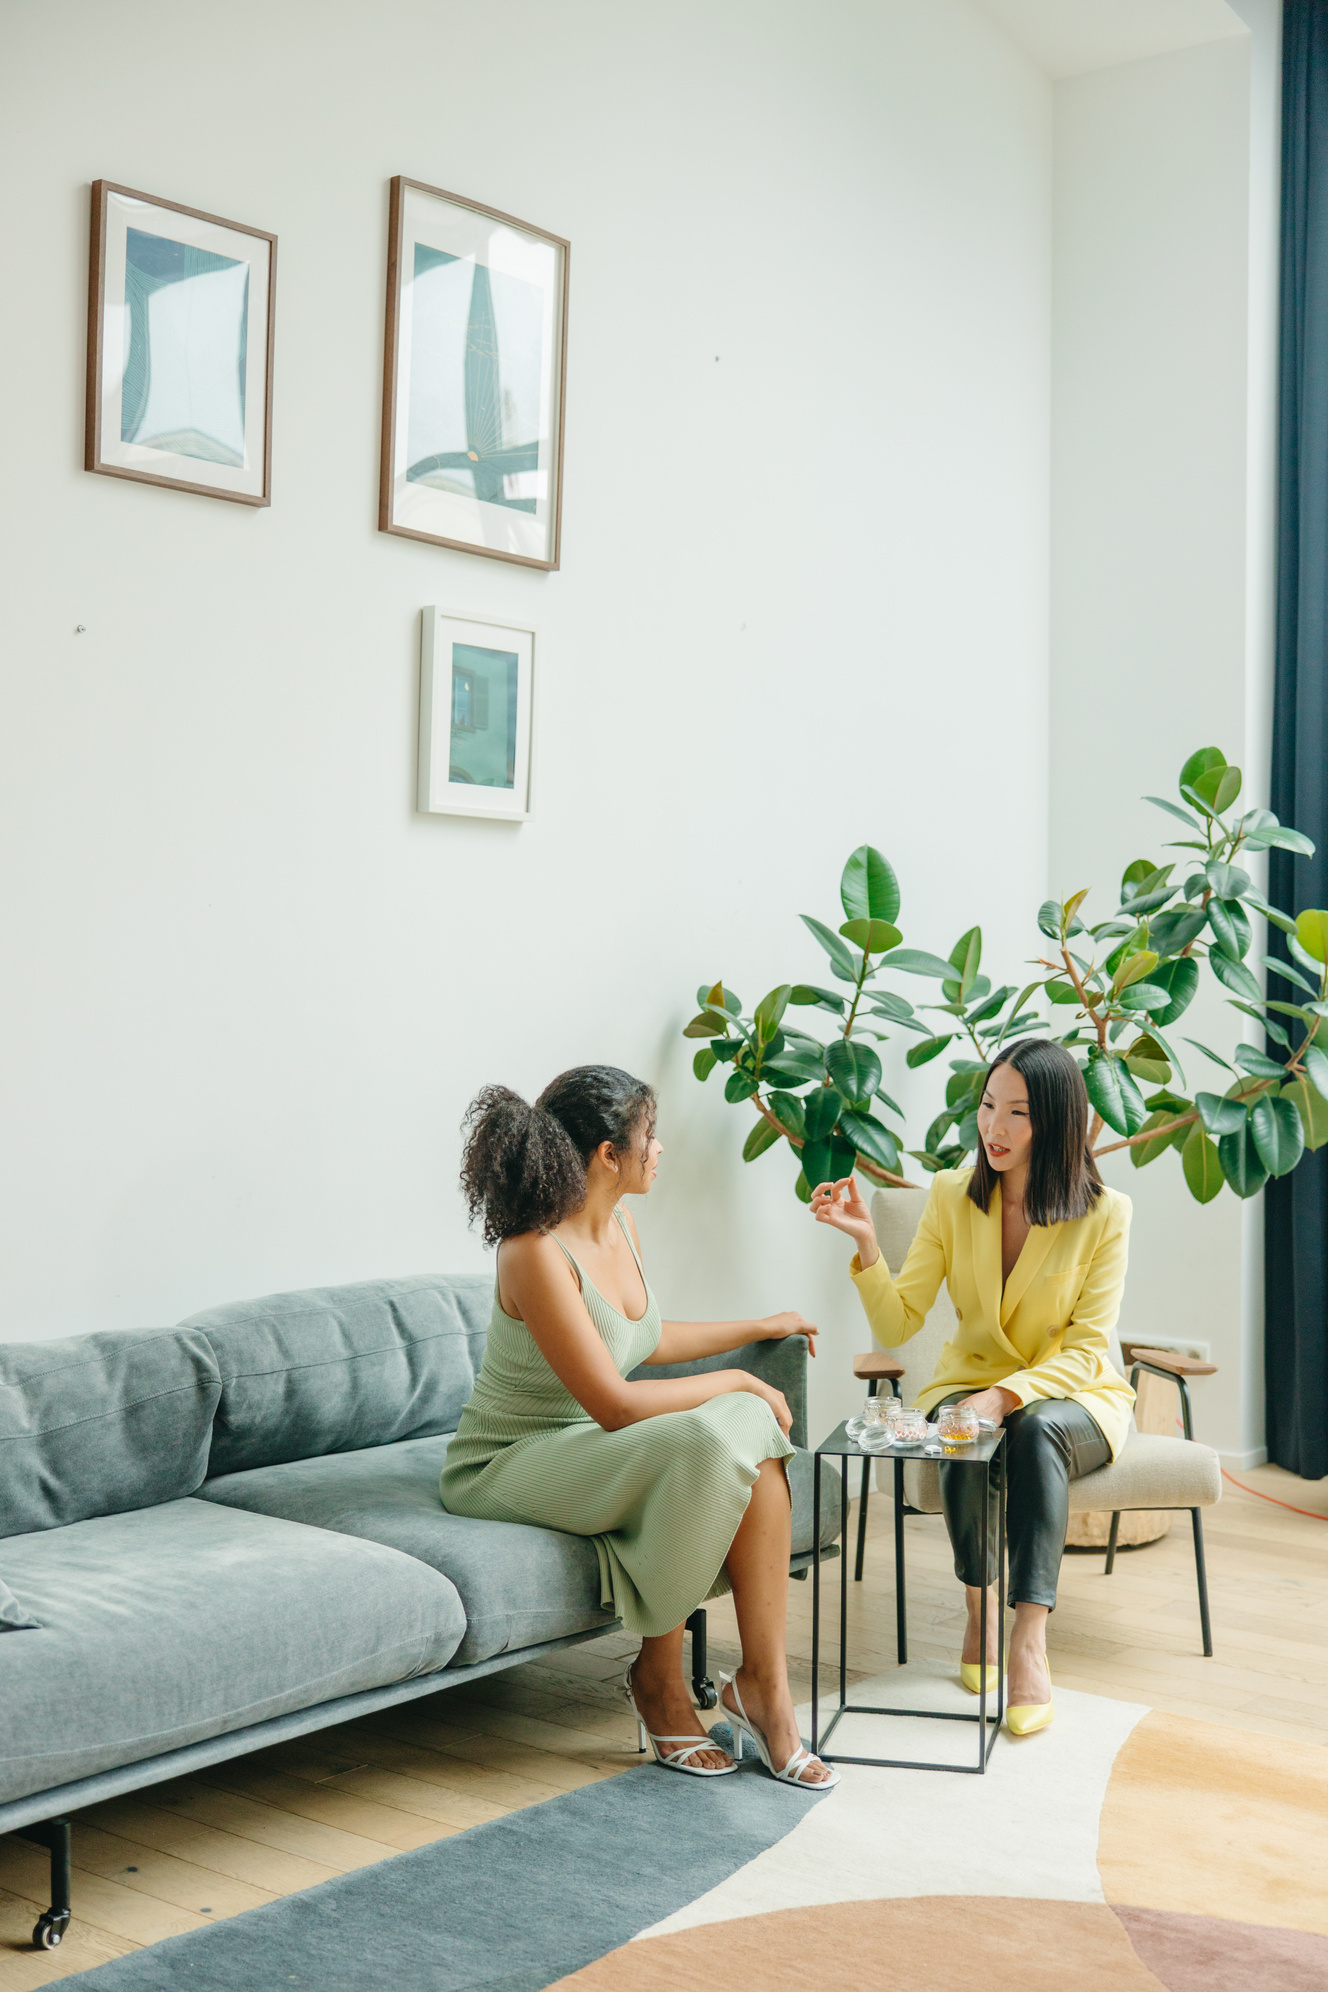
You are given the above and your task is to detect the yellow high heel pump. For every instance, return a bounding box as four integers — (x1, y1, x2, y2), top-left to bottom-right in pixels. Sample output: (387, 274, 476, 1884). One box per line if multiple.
(959, 1662, 1000, 1695)
(1005, 1659, 1054, 1736)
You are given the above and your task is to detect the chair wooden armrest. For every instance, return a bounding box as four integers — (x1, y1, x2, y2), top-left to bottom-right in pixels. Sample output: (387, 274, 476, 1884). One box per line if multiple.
(853, 1351, 904, 1381)
(1123, 1345, 1218, 1378)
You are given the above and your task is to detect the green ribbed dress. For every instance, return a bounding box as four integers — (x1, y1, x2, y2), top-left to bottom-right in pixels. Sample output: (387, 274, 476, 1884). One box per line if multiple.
(439, 1209, 794, 1637)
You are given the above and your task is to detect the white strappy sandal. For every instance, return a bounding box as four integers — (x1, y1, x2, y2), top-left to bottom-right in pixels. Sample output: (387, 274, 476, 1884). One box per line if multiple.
(624, 1670, 736, 1777)
(719, 1671, 840, 1791)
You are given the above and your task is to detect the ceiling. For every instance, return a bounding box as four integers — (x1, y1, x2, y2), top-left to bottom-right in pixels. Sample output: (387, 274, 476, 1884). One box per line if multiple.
(970, 0, 1250, 78)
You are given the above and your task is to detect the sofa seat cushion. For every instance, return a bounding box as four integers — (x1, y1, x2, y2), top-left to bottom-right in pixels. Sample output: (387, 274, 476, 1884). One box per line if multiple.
(901, 1431, 1223, 1515)
(199, 1436, 617, 1667)
(0, 1497, 465, 1808)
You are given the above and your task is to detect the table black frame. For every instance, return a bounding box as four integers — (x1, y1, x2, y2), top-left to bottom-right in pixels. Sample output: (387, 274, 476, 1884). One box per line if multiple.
(812, 1421, 1006, 1774)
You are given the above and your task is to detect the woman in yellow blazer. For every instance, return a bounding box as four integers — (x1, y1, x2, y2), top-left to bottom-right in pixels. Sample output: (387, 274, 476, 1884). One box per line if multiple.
(811, 1037, 1134, 1735)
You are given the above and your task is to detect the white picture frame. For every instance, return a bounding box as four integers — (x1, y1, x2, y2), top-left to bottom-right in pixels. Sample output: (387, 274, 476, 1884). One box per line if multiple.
(417, 608, 536, 821)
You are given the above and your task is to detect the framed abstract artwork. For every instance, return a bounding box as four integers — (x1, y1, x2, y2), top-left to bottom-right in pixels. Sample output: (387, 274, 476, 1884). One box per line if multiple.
(380, 178, 568, 570)
(417, 608, 536, 821)
(86, 181, 276, 505)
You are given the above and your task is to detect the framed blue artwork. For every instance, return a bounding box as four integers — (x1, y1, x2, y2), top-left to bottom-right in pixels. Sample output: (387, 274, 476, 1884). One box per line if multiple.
(380, 179, 568, 570)
(417, 608, 536, 821)
(85, 181, 276, 505)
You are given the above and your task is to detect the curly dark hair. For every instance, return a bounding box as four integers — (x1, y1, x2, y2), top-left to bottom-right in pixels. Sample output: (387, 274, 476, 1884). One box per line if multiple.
(460, 1065, 657, 1246)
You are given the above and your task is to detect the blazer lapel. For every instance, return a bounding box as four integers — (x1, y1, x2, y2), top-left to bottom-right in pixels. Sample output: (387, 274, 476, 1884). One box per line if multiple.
(1000, 1218, 1056, 1328)
(969, 1193, 1006, 1338)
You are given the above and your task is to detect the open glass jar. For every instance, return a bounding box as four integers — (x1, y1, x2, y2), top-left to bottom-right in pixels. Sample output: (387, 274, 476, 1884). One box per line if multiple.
(937, 1403, 980, 1450)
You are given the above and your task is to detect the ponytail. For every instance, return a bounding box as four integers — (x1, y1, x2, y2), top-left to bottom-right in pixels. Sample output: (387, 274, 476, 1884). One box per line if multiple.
(460, 1066, 656, 1246)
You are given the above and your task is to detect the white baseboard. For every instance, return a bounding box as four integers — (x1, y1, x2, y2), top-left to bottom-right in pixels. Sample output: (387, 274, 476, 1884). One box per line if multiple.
(1218, 1447, 1268, 1470)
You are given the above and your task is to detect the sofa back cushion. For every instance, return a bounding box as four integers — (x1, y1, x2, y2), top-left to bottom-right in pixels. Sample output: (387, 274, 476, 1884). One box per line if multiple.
(0, 1327, 222, 1539)
(182, 1274, 492, 1476)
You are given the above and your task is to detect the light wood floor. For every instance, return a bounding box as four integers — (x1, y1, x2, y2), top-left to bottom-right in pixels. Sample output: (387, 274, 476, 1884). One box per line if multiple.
(2, 1460, 1325, 1987)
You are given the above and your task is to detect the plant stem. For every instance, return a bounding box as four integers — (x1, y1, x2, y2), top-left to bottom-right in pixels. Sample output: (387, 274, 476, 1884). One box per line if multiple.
(749, 1092, 917, 1189)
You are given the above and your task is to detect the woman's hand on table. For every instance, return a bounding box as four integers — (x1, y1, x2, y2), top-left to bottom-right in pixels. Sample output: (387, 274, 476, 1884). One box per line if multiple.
(755, 1311, 818, 1357)
(958, 1386, 1020, 1425)
(808, 1176, 879, 1268)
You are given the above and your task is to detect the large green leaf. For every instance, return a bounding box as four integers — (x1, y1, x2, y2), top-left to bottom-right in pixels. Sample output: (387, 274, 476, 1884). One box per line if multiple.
(683, 1011, 733, 1039)
(761, 1049, 826, 1088)
(1218, 1119, 1269, 1197)
(1148, 905, 1208, 956)
(1234, 1044, 1287, 1081)
(1146, 956, 1200, 1025)
(753, 984, 792, 1042)
(1304, 1044, 1328, 1100)
(1085, 1055, 1148, 1136)
(1113, 949, 1160, 993)
(803, 1087, 843, 1142)
(825, 1037, 883, 1105)
(1297, 909, 1328, 964)
(1182, 1123, 1225, 1203)
(1195, 1091, 1249, 1137)
(788, 983, 846, 1013)
(947, 927, 982, 1002)
(866, 991, 917, 1024)
(1146, 795, 1204, 832)
(1242, 822, 1316, 855)
(881, 947, 959, 979)
(1180, 746, 1227, 790)
(724, 1070, 759, 1103)
(840, 1108, 900, 1173)
(840, 845, 901, 924)
(742, 1116, 783, 1163)
(838, 917, 902, 954)
(1191, 763, 1243, 814)
(1208, 951, 1262, 1004)
(800, 915, 858, 981)
(1132, 1109, 1187, 1168)
(1037, 898, 1063, 939)
(767, 1090, 807, 1140)
(906, 1034, 955, 1069)
(692, 1047, 717, 1082)
(1046, 979, 1081, 1005)
(699, 981, 742, 1014)
(1116, 982, 1173, 1014)
(1207, 898, 1252, 961)
(1282, 1077, 1328, 1151)
(1250, 1094, 1305, 1177)
(799, 1135, 858, 1194)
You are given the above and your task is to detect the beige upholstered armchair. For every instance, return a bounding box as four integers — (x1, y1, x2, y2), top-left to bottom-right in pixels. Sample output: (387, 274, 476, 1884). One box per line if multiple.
(851, 1186, 1222, 1657)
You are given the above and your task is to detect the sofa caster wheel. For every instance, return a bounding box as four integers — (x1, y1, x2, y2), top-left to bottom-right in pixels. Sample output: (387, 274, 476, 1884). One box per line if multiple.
(33, 1910, 70, 1950)
(694, 1677, 718, 1710)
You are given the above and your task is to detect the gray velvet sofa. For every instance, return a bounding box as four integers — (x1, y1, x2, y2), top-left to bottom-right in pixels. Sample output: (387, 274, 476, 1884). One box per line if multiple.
(0, 1273, 836, 1950)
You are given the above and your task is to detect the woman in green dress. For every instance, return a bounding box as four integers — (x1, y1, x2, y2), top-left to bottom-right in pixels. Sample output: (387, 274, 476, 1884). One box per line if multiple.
(441, 1065, 836, 1789)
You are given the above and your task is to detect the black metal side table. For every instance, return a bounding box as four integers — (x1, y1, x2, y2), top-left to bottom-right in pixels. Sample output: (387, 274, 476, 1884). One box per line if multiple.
(812, 1421, 1006, 1774)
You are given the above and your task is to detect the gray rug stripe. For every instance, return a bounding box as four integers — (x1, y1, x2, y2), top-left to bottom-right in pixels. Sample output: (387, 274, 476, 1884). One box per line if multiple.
(64, 1755, 826, 1991)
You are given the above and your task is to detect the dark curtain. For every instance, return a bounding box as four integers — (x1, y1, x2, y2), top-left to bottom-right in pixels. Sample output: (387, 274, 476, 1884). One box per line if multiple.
(1269, 0, 1328, 1478)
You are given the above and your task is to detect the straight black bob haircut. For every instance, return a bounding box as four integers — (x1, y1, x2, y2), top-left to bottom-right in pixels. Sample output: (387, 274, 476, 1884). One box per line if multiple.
(460, 1065, 657, 1246)
(966, 1037, 1103, 1227)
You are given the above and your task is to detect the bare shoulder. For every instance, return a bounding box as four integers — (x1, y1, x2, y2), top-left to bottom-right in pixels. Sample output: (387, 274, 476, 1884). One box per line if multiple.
(497, 1230, 579, 1304)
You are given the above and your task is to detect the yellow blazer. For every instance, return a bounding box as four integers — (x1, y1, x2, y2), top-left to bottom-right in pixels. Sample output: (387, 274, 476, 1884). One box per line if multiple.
(850, 1168, 1135, 1460)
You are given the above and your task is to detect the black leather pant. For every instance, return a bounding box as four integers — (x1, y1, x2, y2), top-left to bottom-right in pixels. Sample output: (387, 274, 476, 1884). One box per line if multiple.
(934, 1392, 1111, 1609)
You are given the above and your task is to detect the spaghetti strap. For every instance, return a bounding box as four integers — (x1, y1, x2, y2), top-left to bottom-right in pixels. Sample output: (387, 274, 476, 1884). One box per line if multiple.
(550, 1232, 585, 1289)
(613, 1205, 645, 1276)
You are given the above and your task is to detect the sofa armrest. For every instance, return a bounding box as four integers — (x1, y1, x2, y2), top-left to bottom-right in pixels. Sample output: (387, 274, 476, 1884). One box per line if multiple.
(628, 1337, 809, 1450)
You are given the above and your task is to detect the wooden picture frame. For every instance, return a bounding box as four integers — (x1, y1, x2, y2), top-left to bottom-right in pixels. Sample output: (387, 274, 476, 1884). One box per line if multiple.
(417, 607, 536, 821)
(380, 177, 568, 570)
(86, 180, 276, 506)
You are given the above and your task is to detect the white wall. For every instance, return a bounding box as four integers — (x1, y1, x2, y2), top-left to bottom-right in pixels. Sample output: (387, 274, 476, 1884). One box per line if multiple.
(1049, 14, 1279, 1462)
(0, 0, 1052, 1446)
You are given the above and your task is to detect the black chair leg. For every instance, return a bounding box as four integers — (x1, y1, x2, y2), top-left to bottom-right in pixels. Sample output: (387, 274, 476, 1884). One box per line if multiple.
(893, 1455, 907, 1664)
(1105, 1511, 1120, 1574)
(686, 1607, 717, 1707)
(1191, 1509, 1213, 1657)
(853, 1378, 879, 1581)
(22, 1818, 71, 1950)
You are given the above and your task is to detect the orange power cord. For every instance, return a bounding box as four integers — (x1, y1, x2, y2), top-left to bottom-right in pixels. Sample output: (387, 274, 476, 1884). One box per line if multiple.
(1221, 1466, 1328, 1520)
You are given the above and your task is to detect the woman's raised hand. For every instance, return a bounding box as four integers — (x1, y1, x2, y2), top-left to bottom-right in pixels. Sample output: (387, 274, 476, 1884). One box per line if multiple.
(755, 1311, 818, 1357)
(809, 1176, 879, 1267)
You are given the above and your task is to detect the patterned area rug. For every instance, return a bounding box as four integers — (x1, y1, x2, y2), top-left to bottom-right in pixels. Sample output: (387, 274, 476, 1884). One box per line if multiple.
(64, 1668, 1328, 1991)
